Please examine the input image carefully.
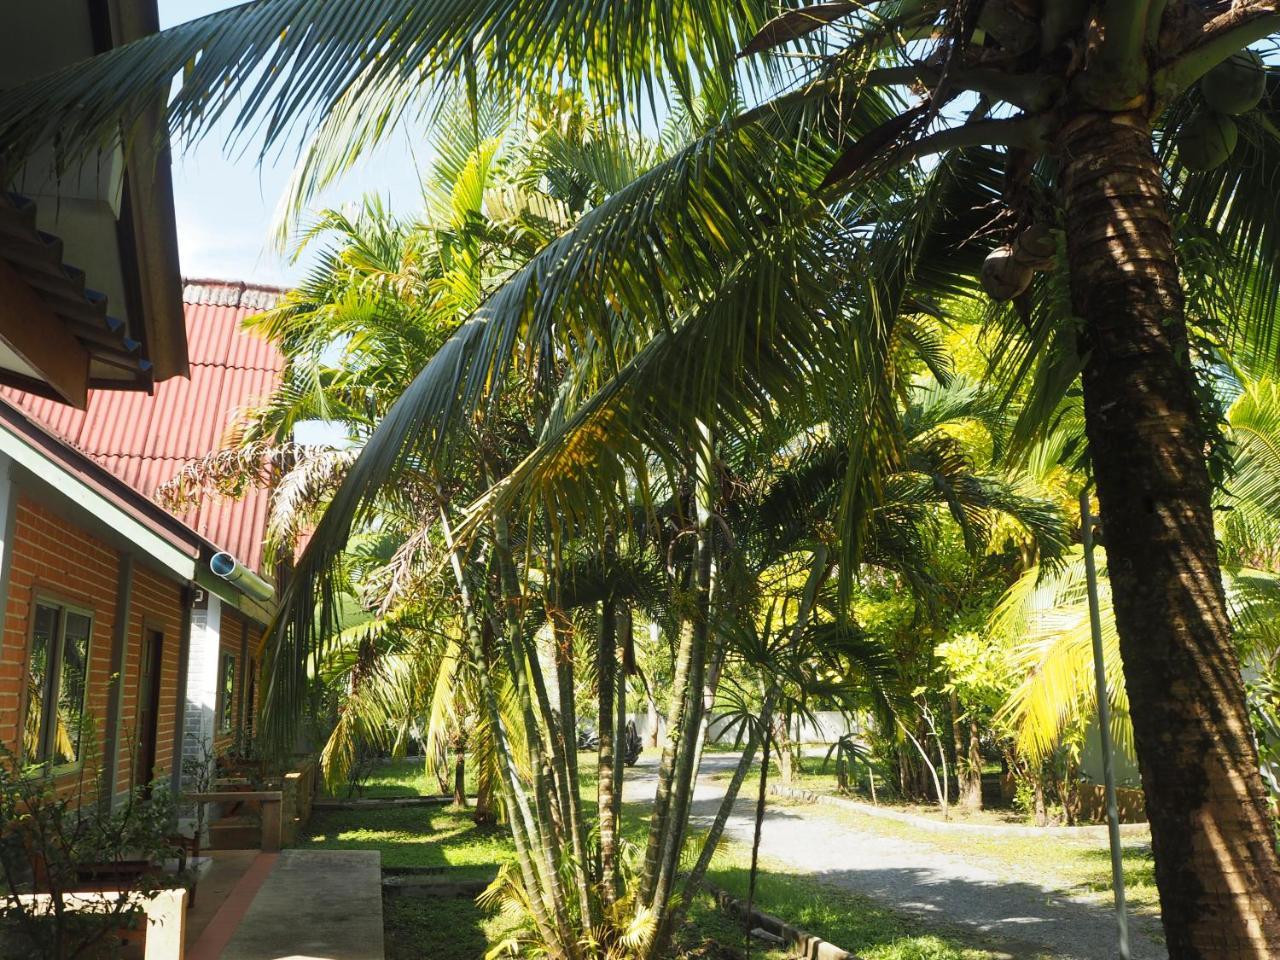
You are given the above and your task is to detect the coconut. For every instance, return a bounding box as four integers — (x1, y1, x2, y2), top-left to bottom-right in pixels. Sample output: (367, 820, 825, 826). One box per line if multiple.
(1178, 109, 1239, 172)
(981, 244, 1034, 301)
(1201, 49, 1266, 117)
(1011, 223, 1057, 271)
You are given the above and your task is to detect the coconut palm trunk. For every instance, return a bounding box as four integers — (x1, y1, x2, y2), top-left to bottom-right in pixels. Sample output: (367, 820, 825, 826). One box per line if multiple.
(1062, 112, 1280, 955)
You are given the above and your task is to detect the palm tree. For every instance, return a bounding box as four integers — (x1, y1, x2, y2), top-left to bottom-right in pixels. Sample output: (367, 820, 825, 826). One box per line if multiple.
(996, 373, 1280, 772)
(11, 3, 1280, 951)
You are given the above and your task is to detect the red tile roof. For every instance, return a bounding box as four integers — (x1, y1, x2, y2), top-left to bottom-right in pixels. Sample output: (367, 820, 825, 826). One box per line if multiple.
(1, 279, 287, 573)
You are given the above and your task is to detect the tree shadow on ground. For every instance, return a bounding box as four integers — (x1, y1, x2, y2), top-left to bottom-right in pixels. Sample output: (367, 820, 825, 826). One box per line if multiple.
(687, 795, 1168, 960)
(383, 894, 492, 960)
(300, 805, 514, 875)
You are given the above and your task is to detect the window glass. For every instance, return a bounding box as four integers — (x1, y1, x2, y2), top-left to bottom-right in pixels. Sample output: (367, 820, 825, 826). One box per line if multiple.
(219, 653, 235, 733)
(24, 602, 92, 769)
(24, 604, 58, 765)
(52, 612, 92, 766)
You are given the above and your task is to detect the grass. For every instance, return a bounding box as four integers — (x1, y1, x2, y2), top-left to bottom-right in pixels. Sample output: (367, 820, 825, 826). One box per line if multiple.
(696, 845, 1033, 960)
(297, 755, 1041, 959)
(300, 802, 519, 959)
(322, 756, 475, 799)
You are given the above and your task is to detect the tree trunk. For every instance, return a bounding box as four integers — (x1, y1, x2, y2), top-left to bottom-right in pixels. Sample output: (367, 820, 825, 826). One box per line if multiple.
(473, 776, 495, 826)
(962, 717, 982, 813)
(646, 681, 660, 747)
(775, 713, 793, 785)
(949, 691, 965, 798)
(453, 743, 467, 807)
(597, 595, 618, 901)
(1062, 111, 1280, 956)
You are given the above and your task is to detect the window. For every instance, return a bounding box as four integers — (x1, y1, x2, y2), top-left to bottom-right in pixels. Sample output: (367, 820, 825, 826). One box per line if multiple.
(217, 652, 236, 734)
(245, 659, 257, 736)
(24, 600, 93, 770)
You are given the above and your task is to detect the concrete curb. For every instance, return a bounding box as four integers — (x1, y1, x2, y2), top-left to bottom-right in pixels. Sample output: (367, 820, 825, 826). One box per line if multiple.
(706, 883, 859, 960)
(313, 795, 465, 811)
(768, 784, 1150, 839)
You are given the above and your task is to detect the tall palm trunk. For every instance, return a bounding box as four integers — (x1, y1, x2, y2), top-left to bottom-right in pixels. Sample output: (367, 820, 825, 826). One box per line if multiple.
(597, 594, 619, 901)
(1062, 111, 1280, 956)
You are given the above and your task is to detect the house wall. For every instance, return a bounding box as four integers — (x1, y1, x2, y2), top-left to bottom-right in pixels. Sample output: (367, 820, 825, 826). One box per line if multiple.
(1, 496, 121, 802)
(181, 591, 221, 784)
(180, 597, 263, 791)
(0, 492, 188, 806)
(113, 565, 184, 798)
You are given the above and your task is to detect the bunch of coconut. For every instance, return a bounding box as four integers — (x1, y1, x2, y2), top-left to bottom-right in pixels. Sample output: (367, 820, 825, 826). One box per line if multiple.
(1179, 49, 1266, 172)
(982, 223, 1057, 302)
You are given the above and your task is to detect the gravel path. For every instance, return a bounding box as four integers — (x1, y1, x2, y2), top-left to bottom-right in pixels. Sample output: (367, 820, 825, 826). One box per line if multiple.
(624, 753, 1166, 960)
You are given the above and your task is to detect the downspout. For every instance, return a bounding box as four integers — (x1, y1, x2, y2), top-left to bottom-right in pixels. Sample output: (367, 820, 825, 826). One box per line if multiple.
(210, 552, 275, 603)
(102, 554, 135, 809)
(170, 585, 193, 800)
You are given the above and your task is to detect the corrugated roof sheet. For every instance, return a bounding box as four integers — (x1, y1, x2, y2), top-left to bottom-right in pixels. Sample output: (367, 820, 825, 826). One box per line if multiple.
(1, 279, 287, 573)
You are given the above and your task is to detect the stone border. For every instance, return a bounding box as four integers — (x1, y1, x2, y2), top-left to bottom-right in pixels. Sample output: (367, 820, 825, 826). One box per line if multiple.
(706, 883, 858, 960)
(313, 795, 458, 811)
(769, 784, 1150, 838)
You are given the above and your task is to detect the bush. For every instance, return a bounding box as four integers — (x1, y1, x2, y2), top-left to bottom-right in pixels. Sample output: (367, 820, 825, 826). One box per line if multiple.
(0, 746, 180, 959)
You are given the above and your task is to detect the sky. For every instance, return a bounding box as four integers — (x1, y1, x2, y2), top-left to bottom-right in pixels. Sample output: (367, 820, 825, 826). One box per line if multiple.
(158, 1, 425, 287)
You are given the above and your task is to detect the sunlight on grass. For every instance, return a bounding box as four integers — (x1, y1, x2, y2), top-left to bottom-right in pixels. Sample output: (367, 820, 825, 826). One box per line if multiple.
(303, 754, 1057, 958)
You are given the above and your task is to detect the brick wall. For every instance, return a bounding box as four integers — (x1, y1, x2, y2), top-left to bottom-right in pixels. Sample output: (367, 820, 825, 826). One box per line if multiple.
(0, 495, 186, 805)
(1, 497, 120, 802)
(114, 565, 184, 798)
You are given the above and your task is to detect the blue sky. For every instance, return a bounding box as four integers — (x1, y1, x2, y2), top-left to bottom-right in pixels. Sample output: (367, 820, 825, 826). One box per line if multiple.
(158, 1, 425, 286)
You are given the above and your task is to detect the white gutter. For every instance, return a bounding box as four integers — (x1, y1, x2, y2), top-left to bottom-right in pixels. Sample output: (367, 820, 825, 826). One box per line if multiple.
(210, 551, 275, 603)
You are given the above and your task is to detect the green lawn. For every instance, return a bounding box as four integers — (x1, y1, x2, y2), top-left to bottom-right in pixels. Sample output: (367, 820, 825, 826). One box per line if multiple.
(297, 755, 1025, 959)
(322, 756, 474, 799)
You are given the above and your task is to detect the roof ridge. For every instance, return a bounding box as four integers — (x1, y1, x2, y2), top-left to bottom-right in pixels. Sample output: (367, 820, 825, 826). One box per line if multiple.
(182, 277, 291, 310)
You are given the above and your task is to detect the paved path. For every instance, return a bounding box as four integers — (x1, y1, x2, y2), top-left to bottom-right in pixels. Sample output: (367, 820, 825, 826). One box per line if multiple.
(220, 850, 384, 959)
(624, 753, 1166, 960)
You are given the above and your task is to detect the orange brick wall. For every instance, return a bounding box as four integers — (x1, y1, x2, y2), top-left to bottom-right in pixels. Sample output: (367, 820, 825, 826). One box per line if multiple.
(113, 566, 185, 797)
(0, 495, 186, 804)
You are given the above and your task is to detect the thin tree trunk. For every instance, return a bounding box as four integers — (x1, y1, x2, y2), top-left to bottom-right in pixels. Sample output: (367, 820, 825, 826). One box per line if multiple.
(963, 717, 982, 812)
(949, 691, 964, 798)
(644, 673, 660, 747)
(474, 776, 495, 826)
(549, 604, 597, 926)
(441, 509, 563, 955)
(650, 422, 718, 914)
(745, 724, 772, 960)
(1062, 111, 1280, 956)
(612, 608, 629, 864)
(681, 691, 776, 900)
(775, 713, 793, 784)
(453, 742, 467, 807)
(639, 606, 696, 905)
(490, 517, 581, 953)
(597, 594, 619, 900)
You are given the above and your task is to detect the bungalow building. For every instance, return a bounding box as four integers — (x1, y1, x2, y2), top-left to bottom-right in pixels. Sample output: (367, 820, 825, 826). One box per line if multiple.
(0, 280, 285, 807)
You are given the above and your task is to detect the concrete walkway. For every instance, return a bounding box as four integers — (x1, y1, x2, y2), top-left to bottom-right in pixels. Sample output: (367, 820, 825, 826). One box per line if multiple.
(216, 850, 384, 960)
(624, 753, 1166, 960)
